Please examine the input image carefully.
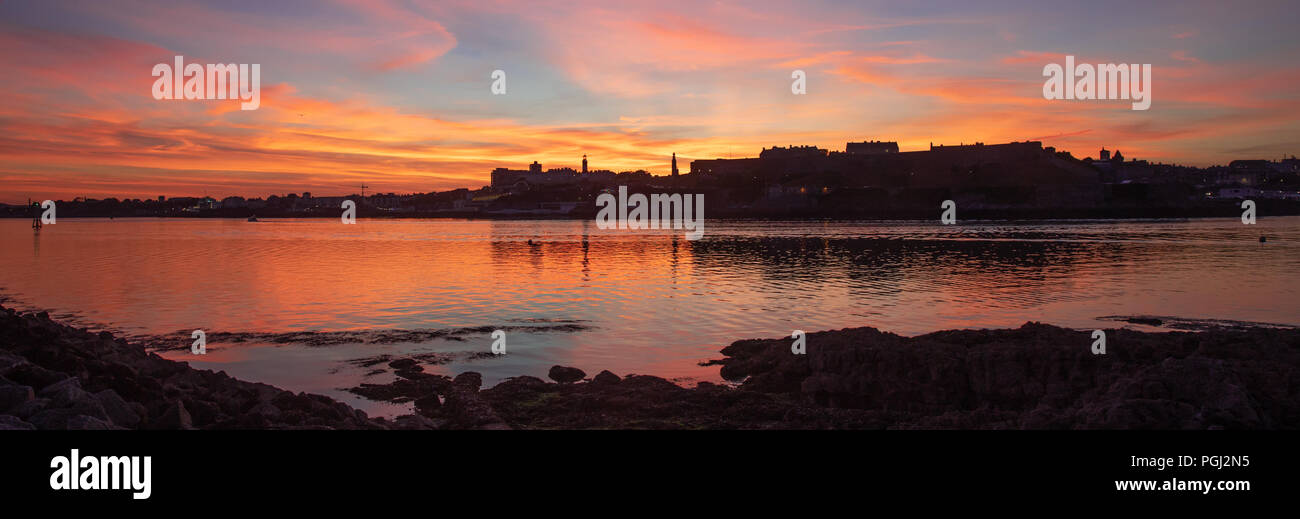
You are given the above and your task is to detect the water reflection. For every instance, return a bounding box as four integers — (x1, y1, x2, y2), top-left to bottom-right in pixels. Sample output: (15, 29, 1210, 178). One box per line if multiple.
(1, 217, 1296, 415)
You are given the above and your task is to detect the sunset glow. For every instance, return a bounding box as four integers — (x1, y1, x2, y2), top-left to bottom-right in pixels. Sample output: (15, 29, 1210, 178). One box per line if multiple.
(2, 0, 1298, 203)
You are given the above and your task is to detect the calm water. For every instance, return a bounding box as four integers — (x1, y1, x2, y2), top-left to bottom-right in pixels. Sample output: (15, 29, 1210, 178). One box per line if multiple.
(3, 217, 1297, 416)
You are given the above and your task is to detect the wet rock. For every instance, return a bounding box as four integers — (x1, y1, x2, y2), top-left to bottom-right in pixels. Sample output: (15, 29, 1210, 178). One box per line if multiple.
(452, 372, 482, 392)
(442, 387, 509, 429)
(6, 303, 1300, 430)
(3, 305, 398, 428)
(394, 367, 428, 380)
(388, 358, 419, 370)
(548, 365, 586, 384)
(414, 394, 442, 417)
(1127, 317, 1164, 327)
(497, 376, 548, 391)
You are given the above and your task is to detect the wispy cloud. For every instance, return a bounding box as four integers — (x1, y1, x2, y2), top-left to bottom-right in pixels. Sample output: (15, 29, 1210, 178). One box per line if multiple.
(0, 0, 1298, 203)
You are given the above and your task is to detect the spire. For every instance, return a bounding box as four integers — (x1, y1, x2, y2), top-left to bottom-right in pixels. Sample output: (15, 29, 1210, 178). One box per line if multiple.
(582, 154, 588, 174)
(671, 153, 679, 177)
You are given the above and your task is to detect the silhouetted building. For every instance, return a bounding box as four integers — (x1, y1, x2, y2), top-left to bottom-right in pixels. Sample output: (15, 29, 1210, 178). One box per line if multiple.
(692, 140, 1102, 208)
(760, 145, 828, 159)
(846, 140, 899, 154)
(1227, 160, 1270, 186)
(490, 159, 631, 192)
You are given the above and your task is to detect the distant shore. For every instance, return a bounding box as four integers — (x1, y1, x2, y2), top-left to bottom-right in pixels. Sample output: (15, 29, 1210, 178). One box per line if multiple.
(6, 208, 1300, 221)
(6, 197, 1300, 221)
(3, 304, 1297, 429)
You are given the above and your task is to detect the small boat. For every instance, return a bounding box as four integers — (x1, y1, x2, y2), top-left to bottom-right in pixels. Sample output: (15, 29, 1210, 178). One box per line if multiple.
(247, 215, 259, 222)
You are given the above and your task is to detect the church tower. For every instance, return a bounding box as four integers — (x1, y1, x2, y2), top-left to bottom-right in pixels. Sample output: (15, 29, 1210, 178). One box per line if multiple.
(582, 154, 588, 174)
(671, 153, 679, 177)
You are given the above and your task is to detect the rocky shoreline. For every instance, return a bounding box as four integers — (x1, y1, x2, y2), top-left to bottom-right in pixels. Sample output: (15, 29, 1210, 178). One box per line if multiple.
(3, 304, 1298, 429)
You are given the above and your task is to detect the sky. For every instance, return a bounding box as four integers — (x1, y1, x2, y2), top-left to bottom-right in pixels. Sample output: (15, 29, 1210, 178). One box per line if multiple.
(1, 0, 1298, 203)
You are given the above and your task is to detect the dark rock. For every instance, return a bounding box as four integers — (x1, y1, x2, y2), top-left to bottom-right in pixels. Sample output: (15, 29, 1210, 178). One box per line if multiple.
(0, 352, 27, 373)
(38, 377, 86, 404)
(6, 302, 1300, 430)
(28, 408, 82, 429)
(621, 375, 683, 392)
(0, 384, 34, 412)
(9, 398, 49, 419)
(548, 365, 586, 384)
(0, 414, 35, 430)
(442, 387, 509, 429)
(414, 394, 442, 417)
(4, 363, 68, 391)
(388, 358, 419, 370)
(391, 414, 440, 430)
(93, 389, 140, 428)
(452, 372, 482, 392)
(182, 398, 221, 426)
(153, 400, 193, 429)
(66, 414, 118, 430)
(37, 377, 110, 421)
(247, 402, 282, 421)
(592, 370, 621, 386)
(495, 375, 549, 392)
